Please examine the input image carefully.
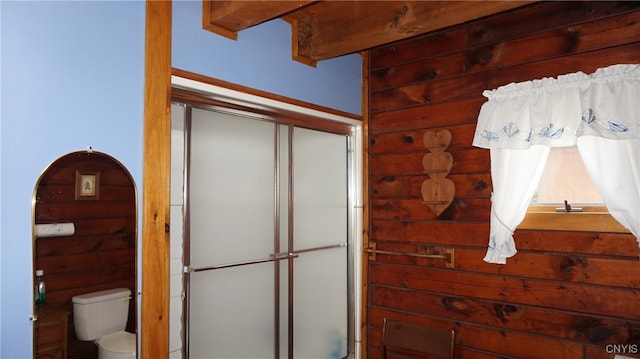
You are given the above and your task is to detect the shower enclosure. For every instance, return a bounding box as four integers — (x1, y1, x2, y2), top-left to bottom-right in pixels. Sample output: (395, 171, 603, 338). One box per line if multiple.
(172, 99, 361, 359)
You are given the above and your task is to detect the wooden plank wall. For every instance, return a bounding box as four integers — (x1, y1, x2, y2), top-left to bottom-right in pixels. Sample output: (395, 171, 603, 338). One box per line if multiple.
(367, 2, 640, 358)
(34, 151, 136, 359)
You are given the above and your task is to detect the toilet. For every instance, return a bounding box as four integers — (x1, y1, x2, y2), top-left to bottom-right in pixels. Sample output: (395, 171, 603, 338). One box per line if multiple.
(72, 288, 136, 359)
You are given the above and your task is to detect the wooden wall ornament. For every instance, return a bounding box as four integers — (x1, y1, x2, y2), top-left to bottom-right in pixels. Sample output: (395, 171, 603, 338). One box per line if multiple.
(421, 130, 455, 216)
(423, 128, 451, 156)
(422, 152, 453, 181)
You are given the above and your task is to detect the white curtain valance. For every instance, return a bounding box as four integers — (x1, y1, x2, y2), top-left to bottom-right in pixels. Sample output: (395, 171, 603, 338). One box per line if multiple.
(473, 64, 640, 149)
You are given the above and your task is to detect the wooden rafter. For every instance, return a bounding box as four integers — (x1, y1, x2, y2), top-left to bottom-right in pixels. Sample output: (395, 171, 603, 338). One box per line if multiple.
(203, 0, 317, 40)
(203, 1, 535, 66)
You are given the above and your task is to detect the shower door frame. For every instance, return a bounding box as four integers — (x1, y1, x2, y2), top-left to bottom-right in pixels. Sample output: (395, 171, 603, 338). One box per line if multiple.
(171, 75, 363, 359)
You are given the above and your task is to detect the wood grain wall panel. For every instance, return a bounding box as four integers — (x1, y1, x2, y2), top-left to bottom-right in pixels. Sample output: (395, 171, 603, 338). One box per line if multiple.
(373, 220, 639, 257)
(457, 325, 584, 358)
(370, 2, 640, 70)
(464, 1, 640, 49)
(452, 348, 505, 359)
(370, 123, 476, 154)
(454, 249, 640, 288)
(371, 173, 492, 199)
(371, 198, 489, 222)
(371, 149, 490, 176)
(370, 28, 468, 70)
(371, 42, 640, 113)
(370, 98, 486, 134)
(370, 286, 638, 346)
(371, 9, 640, 92)
(371, 221, 488, 246)
(370, 76, 487, 113)
(369, 245, 640, 290)
(366, 3, 640, 357)
(35, 233, 134, 259)
(514, 231, 639, 257)
(38, 249, 135, 275)
(371, 50, 472, 91)
(370, 263, 640, 321)
(36, 202, 136, 221)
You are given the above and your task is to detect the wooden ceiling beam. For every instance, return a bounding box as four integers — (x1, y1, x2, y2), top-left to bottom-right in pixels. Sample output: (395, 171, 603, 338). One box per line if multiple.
(203, 0, 317, 40)
(284, 1, 536, 64)
(203, 1, 536, 66)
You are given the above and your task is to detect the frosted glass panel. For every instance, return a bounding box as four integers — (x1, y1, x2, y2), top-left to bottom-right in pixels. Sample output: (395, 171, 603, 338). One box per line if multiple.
(189, 108, 276, 267)
(294, 248, 348, 359)
(189, 263, 275, 359)
(292, 127, 349, 358)
(293, 128, 348, 249)
(278, 260, 289, 359)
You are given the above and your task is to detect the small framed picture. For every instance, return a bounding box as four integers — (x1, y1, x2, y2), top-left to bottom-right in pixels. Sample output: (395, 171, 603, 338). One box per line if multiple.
(75, 171, 100, 200)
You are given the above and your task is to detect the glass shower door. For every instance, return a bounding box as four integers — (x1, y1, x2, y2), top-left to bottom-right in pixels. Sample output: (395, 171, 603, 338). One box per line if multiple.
(187, 108, 279, 359)
(184, 106, 352, 359)
(290, 127, 349, 359)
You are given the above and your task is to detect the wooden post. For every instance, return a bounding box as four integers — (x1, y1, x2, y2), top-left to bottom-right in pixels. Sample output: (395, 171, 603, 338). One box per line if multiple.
(142, 1, 171, 358)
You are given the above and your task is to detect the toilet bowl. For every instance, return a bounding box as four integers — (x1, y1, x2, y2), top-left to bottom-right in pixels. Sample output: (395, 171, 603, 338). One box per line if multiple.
(72, 288, 136, 359)
(97, 331, 136, 359)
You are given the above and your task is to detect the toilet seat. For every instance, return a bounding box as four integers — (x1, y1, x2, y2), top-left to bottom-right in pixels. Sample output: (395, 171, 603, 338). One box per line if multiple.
(98, 331, 136, 359)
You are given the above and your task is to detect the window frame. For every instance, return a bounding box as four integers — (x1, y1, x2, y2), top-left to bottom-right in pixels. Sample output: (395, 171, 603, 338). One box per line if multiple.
(520, 205, 629, 233)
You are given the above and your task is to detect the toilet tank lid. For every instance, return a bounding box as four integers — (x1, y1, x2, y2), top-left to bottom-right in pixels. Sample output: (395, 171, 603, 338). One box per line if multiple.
(72, 288, 132, 304)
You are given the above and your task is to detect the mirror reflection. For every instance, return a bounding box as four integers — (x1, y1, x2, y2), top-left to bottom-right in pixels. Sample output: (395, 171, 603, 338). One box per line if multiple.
(33, 150, 137, 359)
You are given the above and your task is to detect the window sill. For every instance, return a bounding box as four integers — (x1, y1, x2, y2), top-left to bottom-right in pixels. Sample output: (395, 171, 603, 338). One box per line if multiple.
(519, 206, 630, 233)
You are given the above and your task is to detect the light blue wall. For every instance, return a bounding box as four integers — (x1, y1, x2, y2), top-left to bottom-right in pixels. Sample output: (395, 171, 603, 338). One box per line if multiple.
(172, 0, 362, 114)
(1, 1, 361, 357)
(1, 1, 145, 358)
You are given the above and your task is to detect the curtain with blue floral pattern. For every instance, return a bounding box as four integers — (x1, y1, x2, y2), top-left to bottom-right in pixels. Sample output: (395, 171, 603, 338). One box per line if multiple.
(473, 64, 640, 264)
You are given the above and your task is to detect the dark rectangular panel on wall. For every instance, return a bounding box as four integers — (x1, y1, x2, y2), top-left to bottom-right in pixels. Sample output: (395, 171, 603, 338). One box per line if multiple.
(367, 2, 640, 358)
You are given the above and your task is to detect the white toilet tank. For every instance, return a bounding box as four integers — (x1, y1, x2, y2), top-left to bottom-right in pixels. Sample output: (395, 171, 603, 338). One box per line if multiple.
(72, 288, 132, 341)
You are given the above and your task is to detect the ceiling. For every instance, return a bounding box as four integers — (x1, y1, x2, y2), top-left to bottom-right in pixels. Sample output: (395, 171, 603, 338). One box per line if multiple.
(203, 1, 536, 66)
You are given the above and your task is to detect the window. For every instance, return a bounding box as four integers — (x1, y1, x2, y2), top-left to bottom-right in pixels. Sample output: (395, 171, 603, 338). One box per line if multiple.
(519, 147, 628, 233)
(532, 146, 602, 205)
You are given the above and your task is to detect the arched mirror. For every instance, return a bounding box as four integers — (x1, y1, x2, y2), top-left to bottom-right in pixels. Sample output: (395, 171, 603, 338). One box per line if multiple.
(32, 150, 137, 359)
